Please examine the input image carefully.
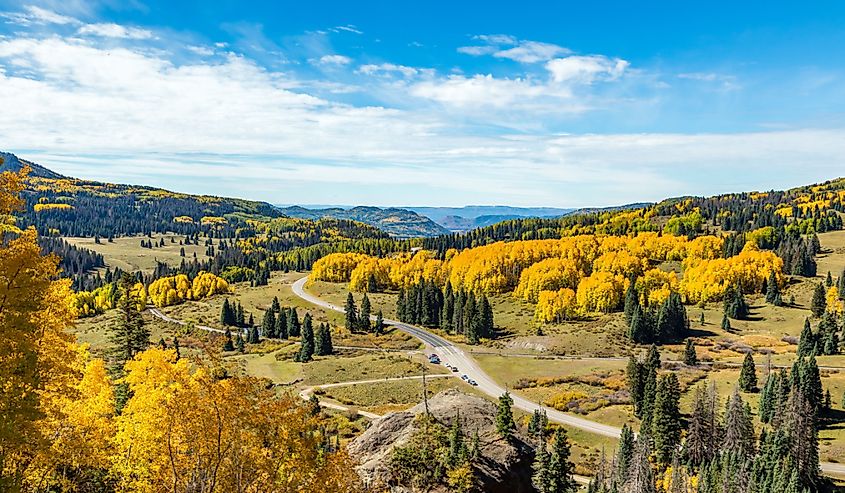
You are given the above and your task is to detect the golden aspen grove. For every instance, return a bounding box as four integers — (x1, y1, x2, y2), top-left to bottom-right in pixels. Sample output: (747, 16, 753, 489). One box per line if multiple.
(311, 231, 784, 323)
(0, 167, 360, 492)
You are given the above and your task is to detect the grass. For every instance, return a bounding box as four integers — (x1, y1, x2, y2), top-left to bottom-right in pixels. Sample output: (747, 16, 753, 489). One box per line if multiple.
(319, 376, 466, 411)
(64, 234, 211, 272)
(301, 352, 445, 386)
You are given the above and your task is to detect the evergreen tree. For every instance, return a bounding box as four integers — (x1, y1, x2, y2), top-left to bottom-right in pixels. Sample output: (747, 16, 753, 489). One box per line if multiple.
(447, 411, 467, 467)
(797, 318, 815, 358)
(724, 388, 755, 458)
(826, 271, 834, 288)
(236, 302, 245, 326)
(686, 383, 718, 466)
(787, 389, 820, 487)
(496, 392, 516, 440)
(528, 409, 548, 440)
(626, 356, 644, 416)
(276, 308, 288, 339)
(271, 296, 281, 313)
(222, 329, 235, 351)
(396, 289, 406, 322)
(628, 305, 649, 343)
(249, 325, 259, 344)
(652, 373, 681, 465)
(532, 439, 551, 493)
(721, 312, 732, 332)
(297, 313, 315, 362)
(110, 273, 150, 413)
(173, 336, 181, 360)
(366, 272, 378, 293)
(359, 293, 371, 332)
(683, 338, 698, 366)
(248, 313, 254, 327)
(470, 428, 481, 460)
(839, 268, 845, 299)
(261, 309, 276, 339)
(315, 322, 333, 356)
(811, 283, 827, 318)
(615, 424, 635, 481)
(479, 295, 494, 339)
(345, 292, 358, 332)
(158, 337, 166, 350)
(220, 298, 235, 326)
(287, 307, 301, 337)
(739, 352, 758, 392)
(547, 429, 578, 493)
(655, 292, 688, 341)
(441, 281, 455, 332)
(625, 438, 655, 493)
(374, 310, 384, 335)
(235, 332, 245, 353)
(724, 285, 749, 320)
(765, 270, 782, 305)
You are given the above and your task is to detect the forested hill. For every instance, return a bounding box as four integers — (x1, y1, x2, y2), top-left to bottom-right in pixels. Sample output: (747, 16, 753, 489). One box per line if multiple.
(278, 205, 449, 238)
(423, 178, 845, 253)
(0, 151, 65, 179)
(2, 152, 384, 240)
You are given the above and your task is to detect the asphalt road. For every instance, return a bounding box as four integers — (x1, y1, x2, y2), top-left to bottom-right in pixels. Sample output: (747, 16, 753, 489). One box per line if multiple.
(292, 275, 845, 477)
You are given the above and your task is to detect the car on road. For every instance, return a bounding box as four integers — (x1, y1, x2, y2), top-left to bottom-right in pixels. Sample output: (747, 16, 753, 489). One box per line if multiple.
(468, 379, 478, 386)
(461, 374, 469, 381)
(428, 354, 440, 364)
(451, 366, 459, 372)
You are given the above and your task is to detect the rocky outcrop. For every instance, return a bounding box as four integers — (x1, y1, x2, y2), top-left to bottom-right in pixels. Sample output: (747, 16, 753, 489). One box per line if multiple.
(348, 389, 536, 492)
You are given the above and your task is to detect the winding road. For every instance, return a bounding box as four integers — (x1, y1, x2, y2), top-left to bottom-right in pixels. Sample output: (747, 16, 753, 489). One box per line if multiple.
(292, 275, 845, 478)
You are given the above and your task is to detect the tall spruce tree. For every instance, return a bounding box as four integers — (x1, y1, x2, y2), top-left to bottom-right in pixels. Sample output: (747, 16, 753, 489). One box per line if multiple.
(797, 318, 815, 358)
(222, 329, 235, 351)
(724, 388, 755, 458)
(297, 313, 315, 362)
(547, 429, 578, 493)
(724, 285, 749, 320)
(496, 392, 515, 440)
(345, 292, 358, 332)
(811, 283, 827, 318)
(765, 270, 782, 305)
(287, 307, 301, 337)
(359, 293, 371, 332)
(276, 308, 288, 339)
(220, 298, 235, 326)
(652, 373, 681, 465)
(314, 322, 333, 356)
(110, 273, 150, 412)
(261, 309, 276, 339)
(683, 338, 698, 366)
(739, 352, 758, 391)
(532, 439, 551, 493)
(374, 311, 384, 335)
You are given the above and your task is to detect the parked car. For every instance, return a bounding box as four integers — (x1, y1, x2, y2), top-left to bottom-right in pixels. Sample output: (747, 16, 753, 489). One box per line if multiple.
(468, 379, 478, 386)
(461, 374, 469, 381)
(451, 366, 459, 372)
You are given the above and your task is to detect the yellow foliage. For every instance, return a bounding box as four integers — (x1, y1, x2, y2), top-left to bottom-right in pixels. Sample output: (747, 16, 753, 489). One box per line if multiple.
(680, 243, 783, 303)
(535, 288, 580, 323)
(592, 249, 647, 278)
(33, 203, 74, 212)
(74, 283, 118, 317)
(576, 271, 628, 313)
(147, 271, 230, 307)
(635, 268, 679, 307)
(349, 256, 392, 292)
(387, 250, 447, 289)
(113, 349, 360, 492)
(200, 215, 227, 225)
(543, 390, 588, 411)
(172, 215, 194, 223)
(514, 258, 583, 303)
(828, 286, 844, 315)
(312, 252, 369, 282)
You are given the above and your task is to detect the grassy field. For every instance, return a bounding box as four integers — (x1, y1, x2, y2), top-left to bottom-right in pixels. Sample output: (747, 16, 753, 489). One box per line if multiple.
(65, 234, 211, 272)
(319, 376, 466, 411)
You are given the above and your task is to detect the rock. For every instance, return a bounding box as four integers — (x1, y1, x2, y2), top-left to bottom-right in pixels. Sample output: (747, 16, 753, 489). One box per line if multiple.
(347, 389, 536, 492)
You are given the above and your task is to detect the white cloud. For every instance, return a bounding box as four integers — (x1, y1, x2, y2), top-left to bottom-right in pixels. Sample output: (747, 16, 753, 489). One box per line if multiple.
(187, 45, 215, 56)
(316, 54, 351, 65)
(410, 74, 565, 107)
(545, 55, 628, 84)
(2, 5, 79, 26)
(459, 35, 569, 63)
(331, 25, 362, 34)
(494, 41, 571, 63)
(358, 62, 427, 78)
(77, 23, 154, 40)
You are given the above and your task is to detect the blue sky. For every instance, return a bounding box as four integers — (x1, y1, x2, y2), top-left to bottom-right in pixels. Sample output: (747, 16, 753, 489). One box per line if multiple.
(2, 1, 845, 207)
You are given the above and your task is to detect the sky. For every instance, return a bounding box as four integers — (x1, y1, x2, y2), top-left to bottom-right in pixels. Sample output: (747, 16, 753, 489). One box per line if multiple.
(2, 1, 845, 207)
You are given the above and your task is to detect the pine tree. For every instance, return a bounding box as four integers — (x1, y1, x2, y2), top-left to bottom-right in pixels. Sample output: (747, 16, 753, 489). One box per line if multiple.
(628, 304, 649, 343)
(547, 429, 578, 493)
(811, 283, 827, 318)
(173, 336, 181, 360)
(222, 329, 235, 351)
(496, 392, 515, 440)
(220, 298, 235, 326)
(235, 332, 245, 353)
(261, 309, 276, 339)
(655, 292, 688, 341)
(625, 438, 655, 493)
(615, 424, 635, 481)
(359, 294, 371, 332)
(276, 308, 288, 339)
(248, 313, 254, 327)
(447, 411, 467, 467)
(686, 384, 717, 466)
(396, 289, 406, 322)
(479, 295, 494, 339)
(345, 292, 358, 332)
(787, 388, 820, 486)
(652, 373, 681, 465)
(724, 388, 755, 458)
(374, 310, 384, 335)
(721, 312, 732, 332)
(724, 285, 749, 320)
(627, 356, 645, 416)
(683, 338, 698, 366)
(249, 325, 259, 344)
(532, 439, 551, 493)
(765, 270, 781, 305)
(315, 323, 333, 356)
(297, 313, 315, 362)
(528, 409, 548, 440)
(797, 319, 815, 358)
(826, 271, 834, 288)
(839, 268, 845, 299)
(158, 337, 166, 350)
(441, 281, 455, 332)
(739, 352, 758, 392)
(470, 428, 481, 460)
(287, 307, 300, 337)
(236, 302, 244, 326)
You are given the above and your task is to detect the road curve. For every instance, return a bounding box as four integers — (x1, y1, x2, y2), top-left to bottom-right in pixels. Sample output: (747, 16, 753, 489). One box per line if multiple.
(292, 276, 845, 477)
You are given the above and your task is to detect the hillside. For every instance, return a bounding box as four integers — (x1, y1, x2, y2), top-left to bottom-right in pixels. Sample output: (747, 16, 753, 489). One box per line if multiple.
(409, 205, 574, 231)
(0, 151, 65, 179)
(279, 205, 449, 238)
(423, 180, 845, 252)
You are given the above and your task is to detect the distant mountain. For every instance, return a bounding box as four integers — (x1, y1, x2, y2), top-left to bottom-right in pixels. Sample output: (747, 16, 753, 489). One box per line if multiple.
(407, 206, 575, 231)
(0, 151, 65, 179)
(278, 205, 449, 238)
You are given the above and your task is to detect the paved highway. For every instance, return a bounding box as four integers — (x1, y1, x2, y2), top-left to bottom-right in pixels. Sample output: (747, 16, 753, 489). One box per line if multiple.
(292, 275, 845, 477)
